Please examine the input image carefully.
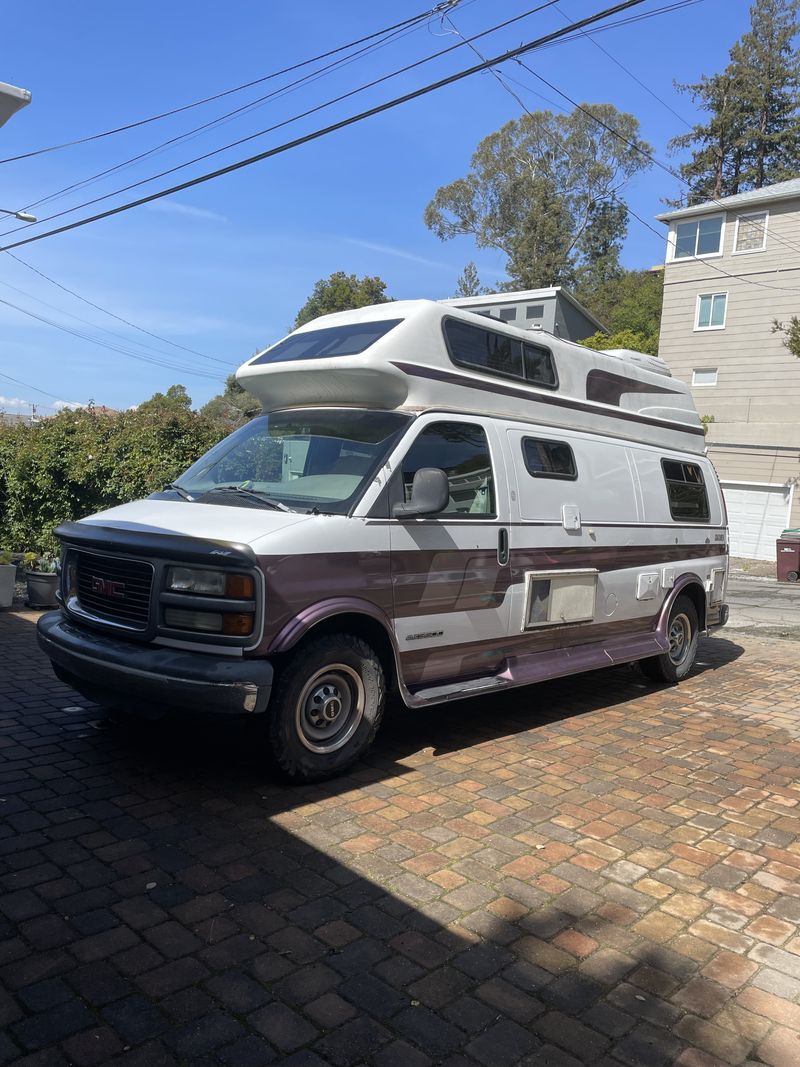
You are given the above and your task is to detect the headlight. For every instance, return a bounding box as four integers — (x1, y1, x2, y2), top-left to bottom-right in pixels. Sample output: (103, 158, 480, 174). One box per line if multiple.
(166, 567, 253, 598)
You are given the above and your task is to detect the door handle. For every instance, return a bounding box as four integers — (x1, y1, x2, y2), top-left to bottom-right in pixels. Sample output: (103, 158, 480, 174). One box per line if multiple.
(498, 527, 509, 566)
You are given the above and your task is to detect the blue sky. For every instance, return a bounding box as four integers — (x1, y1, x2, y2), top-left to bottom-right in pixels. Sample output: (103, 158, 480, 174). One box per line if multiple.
(1, 0, 749, 414)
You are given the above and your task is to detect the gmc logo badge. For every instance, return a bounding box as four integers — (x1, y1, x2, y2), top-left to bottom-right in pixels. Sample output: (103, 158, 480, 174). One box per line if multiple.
(91, 576, 126, 599)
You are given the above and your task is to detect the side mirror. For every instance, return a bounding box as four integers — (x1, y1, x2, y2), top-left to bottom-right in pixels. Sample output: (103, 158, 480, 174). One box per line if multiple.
(392, 468, 449, 519)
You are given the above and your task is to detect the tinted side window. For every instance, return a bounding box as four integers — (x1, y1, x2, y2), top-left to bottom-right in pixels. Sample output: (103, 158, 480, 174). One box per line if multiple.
(662, 460, 710, 522)
(444, 320, 522, 378)
(523, 343, 558, 388)
(522, 438, 577, 480)
(401, 422, 495, 518)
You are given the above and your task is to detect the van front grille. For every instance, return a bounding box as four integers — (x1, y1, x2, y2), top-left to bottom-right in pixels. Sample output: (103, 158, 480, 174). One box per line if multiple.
(74, 552, 153, 629)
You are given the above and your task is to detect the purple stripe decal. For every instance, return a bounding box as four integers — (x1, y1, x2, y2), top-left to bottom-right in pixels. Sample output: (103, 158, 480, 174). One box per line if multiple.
(391, 361, 705, 438)
(586, 368, 681, 405)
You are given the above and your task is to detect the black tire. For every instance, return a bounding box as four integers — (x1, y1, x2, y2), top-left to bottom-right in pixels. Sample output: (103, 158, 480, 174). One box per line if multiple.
(640, 596, 699, 683)
(267, 633, 385, 783)
(787, 570, 799, 583)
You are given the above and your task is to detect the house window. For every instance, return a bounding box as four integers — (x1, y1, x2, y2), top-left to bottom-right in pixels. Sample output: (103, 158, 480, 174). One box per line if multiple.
(661, 460, 710, 522)
(522, 438, 577, 480)
(526, 304, 545, 319)
(734, 211, 767, 253)
(673, 216, 723, 259)
(692, 368, 718, 386)
(695, 293, 727, 330)
(499, 308, 517, 322)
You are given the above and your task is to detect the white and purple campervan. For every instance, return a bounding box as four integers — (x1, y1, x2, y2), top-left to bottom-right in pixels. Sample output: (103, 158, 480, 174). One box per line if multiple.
(37, 300, 729, 781)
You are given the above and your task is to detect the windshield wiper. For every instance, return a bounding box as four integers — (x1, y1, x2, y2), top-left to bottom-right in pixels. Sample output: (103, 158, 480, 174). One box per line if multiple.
(163, 482, 194, 502)
(202, 485, 291, 511)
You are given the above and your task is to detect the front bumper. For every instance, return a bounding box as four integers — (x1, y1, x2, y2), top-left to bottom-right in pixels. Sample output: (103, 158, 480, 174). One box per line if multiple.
(37, 611, 273, 715)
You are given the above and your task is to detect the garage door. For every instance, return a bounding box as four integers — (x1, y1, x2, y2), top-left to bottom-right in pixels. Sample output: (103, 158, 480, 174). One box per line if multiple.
(721, 483, 792, 560)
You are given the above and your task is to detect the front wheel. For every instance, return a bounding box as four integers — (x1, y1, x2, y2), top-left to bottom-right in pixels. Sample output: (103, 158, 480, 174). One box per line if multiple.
(267, 634, 385, 782)
(787, 570, 799, 583)
(640, 596, 699, 683)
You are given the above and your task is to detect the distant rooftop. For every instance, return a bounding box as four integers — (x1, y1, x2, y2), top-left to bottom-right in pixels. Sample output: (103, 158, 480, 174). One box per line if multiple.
(656, 177, 800, 223)
(439, 285, 606, 333)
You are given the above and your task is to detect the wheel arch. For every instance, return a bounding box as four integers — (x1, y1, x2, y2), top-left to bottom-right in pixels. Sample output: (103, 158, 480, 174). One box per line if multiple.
(268, 599, 400, 694)
(660, 575, 707, 635)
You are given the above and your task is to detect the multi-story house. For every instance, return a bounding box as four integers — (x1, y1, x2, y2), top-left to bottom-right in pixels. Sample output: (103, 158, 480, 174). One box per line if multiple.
(656, 178, 800, 559)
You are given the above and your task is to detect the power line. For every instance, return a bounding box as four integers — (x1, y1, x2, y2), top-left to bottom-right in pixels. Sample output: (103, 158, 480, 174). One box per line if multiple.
(0, 1, 564, 241)
(20, 4, 463, 216)
(0, 294, 224, 380)
(0, 2, 457, 166)
(0, 369, 75, 404)
(3, 252, 235, 366)
(0, 1, 667, 255)
(553, 0, 693, 129)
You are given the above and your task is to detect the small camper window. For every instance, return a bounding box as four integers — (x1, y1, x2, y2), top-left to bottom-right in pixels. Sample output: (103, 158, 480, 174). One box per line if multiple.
(252, 319, 403, 365)
(523, 343, 558, 388)
(444, 320, 558, 389)
(522, 438, 576, 480)
(444, 319, 523, 379)
(661, 460, 710, 522)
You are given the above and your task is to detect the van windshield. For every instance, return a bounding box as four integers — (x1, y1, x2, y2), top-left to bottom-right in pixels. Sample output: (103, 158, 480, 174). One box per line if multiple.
(174, 408, 411, 514)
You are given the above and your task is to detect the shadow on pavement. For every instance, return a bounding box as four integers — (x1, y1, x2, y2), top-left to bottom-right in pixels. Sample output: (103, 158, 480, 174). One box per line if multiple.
(3, 612, 786, 1067)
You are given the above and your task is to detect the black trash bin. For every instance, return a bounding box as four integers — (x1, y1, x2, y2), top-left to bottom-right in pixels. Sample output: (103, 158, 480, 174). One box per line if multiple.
(776, 529, 800, 583)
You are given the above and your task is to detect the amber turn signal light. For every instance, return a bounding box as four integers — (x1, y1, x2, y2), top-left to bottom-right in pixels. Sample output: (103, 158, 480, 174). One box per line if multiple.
(222, 612, 254, 636)
(225, 574, 255, 598)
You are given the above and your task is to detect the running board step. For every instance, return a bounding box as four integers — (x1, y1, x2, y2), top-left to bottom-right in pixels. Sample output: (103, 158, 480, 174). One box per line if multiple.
(404, 630, 668, 708)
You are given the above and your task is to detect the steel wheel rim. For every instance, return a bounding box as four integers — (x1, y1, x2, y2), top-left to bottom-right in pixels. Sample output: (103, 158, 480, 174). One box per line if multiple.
(295, 664, 365, 754)
(667, 612, 691, 665)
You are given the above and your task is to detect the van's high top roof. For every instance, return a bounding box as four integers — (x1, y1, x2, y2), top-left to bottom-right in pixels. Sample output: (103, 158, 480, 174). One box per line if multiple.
(237, 300, 704, 454)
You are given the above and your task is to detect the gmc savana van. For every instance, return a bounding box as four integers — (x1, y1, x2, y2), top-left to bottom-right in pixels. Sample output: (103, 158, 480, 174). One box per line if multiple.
(37, 300, 729, 781)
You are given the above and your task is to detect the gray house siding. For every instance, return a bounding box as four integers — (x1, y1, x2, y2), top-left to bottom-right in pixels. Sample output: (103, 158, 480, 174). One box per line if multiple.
(441, 287, 604, 343)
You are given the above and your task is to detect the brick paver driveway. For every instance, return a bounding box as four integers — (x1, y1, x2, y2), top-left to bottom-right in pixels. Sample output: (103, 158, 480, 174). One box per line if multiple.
(2, 610, 800, 1067)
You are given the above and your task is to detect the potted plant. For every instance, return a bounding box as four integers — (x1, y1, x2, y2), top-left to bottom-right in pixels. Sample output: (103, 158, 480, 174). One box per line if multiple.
(23, 553, 59, 609)
(0, 550, 16, 610)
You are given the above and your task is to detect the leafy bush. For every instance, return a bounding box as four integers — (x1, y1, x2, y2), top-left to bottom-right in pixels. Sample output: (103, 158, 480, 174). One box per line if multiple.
(0, 389, 224, 554)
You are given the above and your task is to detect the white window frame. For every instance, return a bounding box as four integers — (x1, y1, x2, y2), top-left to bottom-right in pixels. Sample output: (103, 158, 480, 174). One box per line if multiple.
(668, 214, 725, 261)
(692, 368, 718, 386)
(694, 292, 728, 332)
(733, 210, 768, 255)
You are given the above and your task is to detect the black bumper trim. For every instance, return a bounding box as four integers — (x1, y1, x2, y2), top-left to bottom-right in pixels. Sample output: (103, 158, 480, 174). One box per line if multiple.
(37, 611, 273, 715)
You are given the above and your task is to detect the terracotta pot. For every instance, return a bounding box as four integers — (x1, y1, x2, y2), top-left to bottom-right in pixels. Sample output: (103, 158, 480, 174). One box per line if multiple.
(25, 570, 59, 609)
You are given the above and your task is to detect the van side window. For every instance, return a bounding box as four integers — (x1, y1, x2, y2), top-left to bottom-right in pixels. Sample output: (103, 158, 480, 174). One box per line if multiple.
(523, 343, 558, 388)
(443, 320, 558, 389)
(401, 422, 495, 518)
(662, 460, 710, 522)
(522, 438, 577, 480)
(444, 319, 522, 378)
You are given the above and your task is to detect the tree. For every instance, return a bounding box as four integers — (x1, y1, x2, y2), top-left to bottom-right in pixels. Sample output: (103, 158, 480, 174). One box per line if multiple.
(200, 374, 261, 432)
(137, 383, 192, 416)
(581, 327, 660, 358)
(453, 262, 487, 297)
(293, 271, 391, 329)
(577, 268, 664, 341)
(669, 0, 800, 202)
(772, 315, 800, 357)
(424, 105, 652, 290)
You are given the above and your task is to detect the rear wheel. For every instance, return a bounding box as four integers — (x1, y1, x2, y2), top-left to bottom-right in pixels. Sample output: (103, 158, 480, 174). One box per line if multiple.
(640, 596, 699, 683)
(267, 633, 385, 782)
(787, 570, 799, 583)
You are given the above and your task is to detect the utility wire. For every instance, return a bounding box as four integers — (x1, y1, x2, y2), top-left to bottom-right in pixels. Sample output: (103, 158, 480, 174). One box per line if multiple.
(0, 1, 564, 240)
(0, 0, 669, 254)
(0, 369, 75, 404)
(3, 252, 235, 366)
(553, 1, 693, 129)
(0, 2, 459, 166)
(0, 264, 236, 369)
(21, 5, 460, 215)
(0, 295, 224, 380)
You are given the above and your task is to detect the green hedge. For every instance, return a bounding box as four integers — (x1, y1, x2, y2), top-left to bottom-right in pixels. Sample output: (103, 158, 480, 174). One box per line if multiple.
(0, 396, 224, 555)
